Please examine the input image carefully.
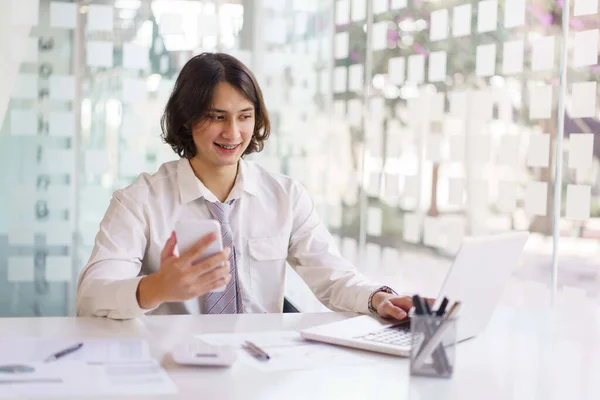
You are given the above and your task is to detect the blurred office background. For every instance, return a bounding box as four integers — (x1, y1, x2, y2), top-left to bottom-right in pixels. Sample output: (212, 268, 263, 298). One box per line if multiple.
(0, 0, 598, 316)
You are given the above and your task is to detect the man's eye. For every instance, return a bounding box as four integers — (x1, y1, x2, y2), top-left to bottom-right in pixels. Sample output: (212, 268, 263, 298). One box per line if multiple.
(210, 115, 224, 120)
(241, 115, 253, 120)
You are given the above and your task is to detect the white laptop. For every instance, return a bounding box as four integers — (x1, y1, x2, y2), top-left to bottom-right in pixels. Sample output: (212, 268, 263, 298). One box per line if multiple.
(300, 231, 529, 356)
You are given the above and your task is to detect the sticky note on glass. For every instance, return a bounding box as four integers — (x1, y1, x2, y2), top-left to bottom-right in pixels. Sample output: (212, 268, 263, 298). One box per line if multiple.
(471, 180, 489, 212)
(423, 217, 441, 247)
(12, 0, 39, 27)
(334, 32, 349, 59)
(452, 4, 472, 37)
(46, 256, 73, 282)
(49, 75, 75, 101)
(529, 84, 552, 119)
(8, 256, 34, 282)
(87, 5, 113, 32)
(39, 221, 72, 246)
(477, 0, 498, 33)
(12, 73, 38, 100)
(407, 54, 425, 84)
(50, 1, 76, 29)
(476, 44, 496, 77)
(85, 149, 110, 175)
(373, 0, 388, 14)
(566, 184, 591, 220)
(351, 0, 366, 21)
(448, 178, 465, 206)
(122, 78, 148, 104)
(526, 133, 550, 167)
(497, 181, 517, 212)
(531, 36, 555, 71)
(333, 66, 347, 93)
(347, 99, 362, 127)
(498, 135, 520, 165)
(449, 135, 465, 161)
(570, 81, 597, 118)
(49, 111, 75, 137)
(384, 173, 400, 197)
(328, 205, 343, 229)
(428, 51, 447, 82)
(388, 57, 405, 84)
(365, 243, 382, 268)
(87, 41, 114, 68)
(525, 181, 547, 216)
(342, 238, 358, 264)
(12, 37, 39, 64)
(10, 110, 37, 136)
(404, 175, 419, 198)
(8, 217, 34, 245)
(44, 149, 74, 175)
(348, 63, 363, 92)
(123, 43, 149, 70)
(403, 213, 421, 243)
(335, 0, 350, 25)
(449, 91, 467, 117)
(568, 133, 594, 170)
(430, 9, 449, 41)
(429, 92, 445, 122)
(367, 207, 383, 236)
(574, 0, 598, 16)
(472, 90, 494, 121)
(43, 184, 73, 210)
(391, 0, 407, 9)
(504, 0, 525, 28)
(470, 135, 491, 164)
(426, 134, 443, 162)
(573, 30, 599, 67)
(372, 21, 388, 51)
(502, 40, 524, 74)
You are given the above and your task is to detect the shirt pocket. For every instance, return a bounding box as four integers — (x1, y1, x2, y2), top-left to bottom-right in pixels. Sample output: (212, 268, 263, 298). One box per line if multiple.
(247, 236, 289, 311)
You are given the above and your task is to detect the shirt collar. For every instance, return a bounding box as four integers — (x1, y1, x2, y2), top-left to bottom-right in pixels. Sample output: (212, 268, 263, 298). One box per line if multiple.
(177, 158, 259, 204)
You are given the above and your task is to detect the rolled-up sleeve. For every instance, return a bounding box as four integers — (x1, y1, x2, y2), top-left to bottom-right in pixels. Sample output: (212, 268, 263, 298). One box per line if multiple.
(77, 190, 153, 319)
(286, 183, 385, 314)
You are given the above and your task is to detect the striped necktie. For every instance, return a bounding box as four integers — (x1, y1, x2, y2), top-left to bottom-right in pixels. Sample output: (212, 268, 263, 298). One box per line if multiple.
(203, 199, 243, 314)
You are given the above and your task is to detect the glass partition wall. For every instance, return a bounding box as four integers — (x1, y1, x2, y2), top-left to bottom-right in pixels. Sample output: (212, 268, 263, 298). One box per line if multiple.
(1, 0, 598, 316)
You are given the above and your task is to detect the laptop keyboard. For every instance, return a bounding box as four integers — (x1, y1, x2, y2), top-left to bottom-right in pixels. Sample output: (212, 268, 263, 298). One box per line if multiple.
(355, 323, 412, 347)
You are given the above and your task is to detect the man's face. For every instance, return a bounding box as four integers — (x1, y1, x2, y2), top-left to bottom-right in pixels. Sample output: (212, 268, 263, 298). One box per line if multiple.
(191, 82, 255, 168)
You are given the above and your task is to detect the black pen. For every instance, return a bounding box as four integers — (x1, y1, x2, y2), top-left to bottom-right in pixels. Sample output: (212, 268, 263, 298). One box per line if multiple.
(243, 341, 270, 361)
(44, 343, 84, 363)
(436, 297, 449, 316)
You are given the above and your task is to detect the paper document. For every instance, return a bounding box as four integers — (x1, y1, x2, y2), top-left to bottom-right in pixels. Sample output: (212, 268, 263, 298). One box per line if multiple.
(0, 339, 176, 397)
(0, 338, 151, 364)
(0, 360, 176, 398)
(197, 331, 374, 372)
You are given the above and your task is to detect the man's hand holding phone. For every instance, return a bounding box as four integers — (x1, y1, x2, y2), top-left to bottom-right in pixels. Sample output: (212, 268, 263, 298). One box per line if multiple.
(136, 232, 231, 310)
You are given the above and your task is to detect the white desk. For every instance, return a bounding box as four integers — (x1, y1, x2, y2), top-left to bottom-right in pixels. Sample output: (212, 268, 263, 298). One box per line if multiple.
(1, 307, 598, 400)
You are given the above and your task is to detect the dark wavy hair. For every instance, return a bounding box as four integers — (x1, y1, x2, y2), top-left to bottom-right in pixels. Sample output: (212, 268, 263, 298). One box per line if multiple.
(161, 53, 270, 159)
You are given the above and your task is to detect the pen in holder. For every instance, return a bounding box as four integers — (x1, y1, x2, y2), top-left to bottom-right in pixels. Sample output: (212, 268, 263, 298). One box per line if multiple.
(410, 315, 457, 379)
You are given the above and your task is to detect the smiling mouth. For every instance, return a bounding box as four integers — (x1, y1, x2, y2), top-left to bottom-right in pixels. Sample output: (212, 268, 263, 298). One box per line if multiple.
(215, 143, 240, 150)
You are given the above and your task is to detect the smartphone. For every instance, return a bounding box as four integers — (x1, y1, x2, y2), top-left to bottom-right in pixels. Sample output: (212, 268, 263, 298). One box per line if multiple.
(174, 219, 226, 292)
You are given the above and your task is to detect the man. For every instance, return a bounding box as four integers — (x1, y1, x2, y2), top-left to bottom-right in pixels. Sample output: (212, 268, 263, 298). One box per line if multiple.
(77, 53, 414, 320)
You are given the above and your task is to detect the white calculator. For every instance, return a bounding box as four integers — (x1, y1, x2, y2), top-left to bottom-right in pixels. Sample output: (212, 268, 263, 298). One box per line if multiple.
(171, 340, 238, 367)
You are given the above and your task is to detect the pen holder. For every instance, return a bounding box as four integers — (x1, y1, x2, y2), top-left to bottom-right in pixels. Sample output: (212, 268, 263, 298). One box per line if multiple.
(409, 315, 458, 379)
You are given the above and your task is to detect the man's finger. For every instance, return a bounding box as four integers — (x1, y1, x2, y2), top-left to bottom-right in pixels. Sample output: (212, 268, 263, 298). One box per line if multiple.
(178, 233, 217, 265)
(160, 231, 177, 263)
(388, 296, 413, 311)
(189, 248, 231, 276)
(382, 302, 408, 320)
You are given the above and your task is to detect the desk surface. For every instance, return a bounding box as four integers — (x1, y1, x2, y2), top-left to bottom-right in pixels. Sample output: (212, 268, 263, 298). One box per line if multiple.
(1, 307, 598, 400)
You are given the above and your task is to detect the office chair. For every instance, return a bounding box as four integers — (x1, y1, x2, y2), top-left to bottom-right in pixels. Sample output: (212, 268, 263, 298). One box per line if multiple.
(282, 297, 300, 313)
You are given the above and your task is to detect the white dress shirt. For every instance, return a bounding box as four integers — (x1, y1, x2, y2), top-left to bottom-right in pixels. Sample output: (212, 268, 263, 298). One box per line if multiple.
(77, 158, 384, 319)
